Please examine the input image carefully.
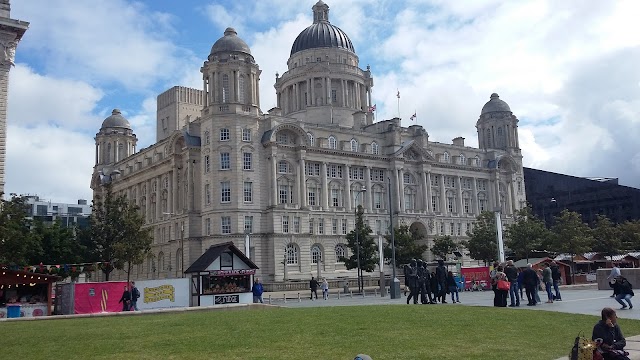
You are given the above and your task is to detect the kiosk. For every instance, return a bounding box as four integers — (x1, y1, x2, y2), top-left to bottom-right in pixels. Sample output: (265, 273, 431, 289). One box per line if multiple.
(185, 242, 258, 307)
(0, 268, 59, 318)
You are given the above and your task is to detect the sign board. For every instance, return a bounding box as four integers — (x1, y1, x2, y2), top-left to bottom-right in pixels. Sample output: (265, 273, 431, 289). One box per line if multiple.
(136, 278, 190, 310)
(209, 269, 256, 277)
(461, 266, 491, 290)
(74, 281, 127, 314)
(214, 294, 239, 305)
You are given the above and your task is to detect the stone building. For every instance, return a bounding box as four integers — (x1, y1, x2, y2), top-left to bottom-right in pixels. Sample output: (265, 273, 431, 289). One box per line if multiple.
(91, 1, 526, 282)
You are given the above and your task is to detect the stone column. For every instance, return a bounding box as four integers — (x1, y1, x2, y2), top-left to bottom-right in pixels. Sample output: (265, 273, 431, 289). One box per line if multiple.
(321, 162, 329, 209)
(506, 179, 514, 215)
(345, 165, 352, 211)
(439, 175, 446, 214)
(172, 167, 178, 213)
(472, 177, 479, 214)
(426, 172, 433, 213)
(456, 176, 463, 214)
(398, 169, 405, 213)
(310, 77, 315, 106)
(234, 71, 240, 102)
(299, 157, 307, 207)
(365, 167, 372, 212)
(294, 83, 299, 111)
(392, 168, 401, 211)
(271, 155, 278, 206)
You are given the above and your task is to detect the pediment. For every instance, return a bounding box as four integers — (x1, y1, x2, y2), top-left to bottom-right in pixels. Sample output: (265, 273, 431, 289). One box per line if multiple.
(393, 140, 435, 162)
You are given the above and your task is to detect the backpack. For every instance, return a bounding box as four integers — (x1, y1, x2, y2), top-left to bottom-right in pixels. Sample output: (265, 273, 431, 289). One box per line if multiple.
(133, 287, 140, 300)
(569, 333, 601, 360)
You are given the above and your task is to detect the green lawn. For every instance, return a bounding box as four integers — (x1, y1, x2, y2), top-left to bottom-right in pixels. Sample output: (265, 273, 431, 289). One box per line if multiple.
(1, 305, 639, 359)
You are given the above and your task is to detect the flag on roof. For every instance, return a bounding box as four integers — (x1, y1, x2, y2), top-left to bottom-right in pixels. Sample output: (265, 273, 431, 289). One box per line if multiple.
(410, 112, 416, 121)
(368, 104, 376, 113)
(397, 90, 400, 98)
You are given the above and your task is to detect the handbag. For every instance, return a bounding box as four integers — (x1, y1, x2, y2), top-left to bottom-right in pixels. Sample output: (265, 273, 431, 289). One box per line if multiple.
(497, 279, 510, 291)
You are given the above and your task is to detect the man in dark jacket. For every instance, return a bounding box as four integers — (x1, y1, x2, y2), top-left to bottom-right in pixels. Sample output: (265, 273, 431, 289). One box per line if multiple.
(522, 264, 538, 306)
(550, 261, 562, 301)
(252, 278, 264, 303)
(406, 260, 419, 304)
(436, 260, 447, 303)
(310, 277, 319, 300)
(504, 260, 519, 307)
(614, 276, 634, 310)
(593, 307, 627, 359)
(118, 285, 131, 311)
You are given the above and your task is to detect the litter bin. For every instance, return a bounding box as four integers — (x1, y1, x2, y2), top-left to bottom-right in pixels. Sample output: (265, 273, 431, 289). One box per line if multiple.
(7, 304, 21, 318)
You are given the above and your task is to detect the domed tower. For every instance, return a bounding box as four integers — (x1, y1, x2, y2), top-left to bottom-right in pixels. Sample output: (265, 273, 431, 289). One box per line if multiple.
(201, 28, 261, 116)
(276, 1, 374, 127)
(94, 109, 138, 174)
(476, 93, 520, 152)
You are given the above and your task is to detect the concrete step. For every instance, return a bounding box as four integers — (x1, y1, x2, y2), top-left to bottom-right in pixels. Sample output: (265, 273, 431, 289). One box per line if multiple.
(555, 338, 640, 360)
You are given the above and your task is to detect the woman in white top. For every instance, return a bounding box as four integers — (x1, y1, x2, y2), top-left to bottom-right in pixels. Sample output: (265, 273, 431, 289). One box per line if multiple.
(321, 279, 329, 300)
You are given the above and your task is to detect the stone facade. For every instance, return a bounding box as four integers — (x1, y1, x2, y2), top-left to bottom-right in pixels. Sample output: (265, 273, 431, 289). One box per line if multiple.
(91, 2, 526, 282)
(0, 0, 28, 196)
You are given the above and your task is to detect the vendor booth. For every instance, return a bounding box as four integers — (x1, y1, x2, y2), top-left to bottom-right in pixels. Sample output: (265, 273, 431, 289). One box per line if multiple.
(185, 242, 258, 307)
(0, 268, 59, 318)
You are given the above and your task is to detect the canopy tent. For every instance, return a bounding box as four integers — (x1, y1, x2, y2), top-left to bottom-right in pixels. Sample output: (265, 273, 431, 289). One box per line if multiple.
(1, 268, 59, 316)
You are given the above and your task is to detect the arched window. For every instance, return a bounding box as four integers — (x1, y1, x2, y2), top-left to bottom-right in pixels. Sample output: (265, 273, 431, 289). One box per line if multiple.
(328, 136, 337, 149)
(307, 132, 315, 147)
(442, 152, 450, 163)
(404, 187, 416, 210)
(285, 243, 299, 265)
(335, 244, 347, 262)
(371, 142, 379, 155)
(311, 245, 322, 264)
(239, 75, 246, 103)
(276, 131, 289, 144)
(459, 153, 466, 165)
(106, 143, 112, 163)
(350, 138, 358, 152)
(118, 143, 124, 161)
(222, 74, 230, 103)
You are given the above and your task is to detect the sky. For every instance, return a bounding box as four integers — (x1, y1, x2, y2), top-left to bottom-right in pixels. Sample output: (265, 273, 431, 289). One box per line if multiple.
(7, 0, 640, 204)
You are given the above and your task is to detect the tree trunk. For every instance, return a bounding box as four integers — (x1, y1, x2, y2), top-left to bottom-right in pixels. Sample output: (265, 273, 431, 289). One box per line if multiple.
(126, 262, 131, 285)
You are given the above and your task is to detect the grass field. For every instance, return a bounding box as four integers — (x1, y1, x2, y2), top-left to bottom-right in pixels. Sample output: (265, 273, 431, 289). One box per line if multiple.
(2, 305, 639, 359)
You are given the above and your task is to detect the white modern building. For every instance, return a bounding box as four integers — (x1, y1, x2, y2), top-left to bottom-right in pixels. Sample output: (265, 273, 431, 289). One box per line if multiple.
(24, 195, 92, 228)
(91, 1, 526, 282)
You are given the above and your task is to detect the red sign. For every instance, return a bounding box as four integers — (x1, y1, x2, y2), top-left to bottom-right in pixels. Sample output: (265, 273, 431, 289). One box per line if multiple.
(210, 269, 256, 277)
(74, 281, 127, 314)
(461, 267, 490, 290)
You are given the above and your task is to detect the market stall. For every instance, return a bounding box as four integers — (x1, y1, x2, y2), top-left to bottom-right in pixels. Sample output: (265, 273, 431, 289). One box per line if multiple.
(185, 242, 258, 307)
(0, 268, 59, 318)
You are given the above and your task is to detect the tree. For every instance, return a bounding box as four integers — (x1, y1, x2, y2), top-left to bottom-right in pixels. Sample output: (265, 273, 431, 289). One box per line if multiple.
(619, 220, 640, 251)
(548, 210, 594, 284)
(430, 235, 458, 261)
(31, 218, 85, 265)
(0, 194, 40, 265)
(591, 215, 622, 260)
(462, 211, 497, 265)
(505, 207, 549, 261)
(341, 205, 379, 273)
(383, 224, 428, 266)
(89, 184, 152, 281)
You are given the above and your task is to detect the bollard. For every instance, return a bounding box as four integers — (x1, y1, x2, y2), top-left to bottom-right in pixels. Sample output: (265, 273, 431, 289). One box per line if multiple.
(362, 290, 366, 298)
(374, 288, 378, 297)
(284, 294, 287, 303)
(350, 290, 353, 298)
(298, 293, 301, 302)
(337, 291, 340, 299)
(268, 295, 272, 305)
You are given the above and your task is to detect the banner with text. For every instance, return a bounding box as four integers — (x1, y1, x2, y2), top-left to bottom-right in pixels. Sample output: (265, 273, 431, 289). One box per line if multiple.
(136, 278, 189, 310)
(74, 281, 127, 314)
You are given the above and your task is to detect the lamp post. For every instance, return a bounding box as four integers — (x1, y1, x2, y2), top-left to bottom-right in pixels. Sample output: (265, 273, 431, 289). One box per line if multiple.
(494, 206, 505, 263)
(388, 176, 401, 299)
(354, 188, 366, 293)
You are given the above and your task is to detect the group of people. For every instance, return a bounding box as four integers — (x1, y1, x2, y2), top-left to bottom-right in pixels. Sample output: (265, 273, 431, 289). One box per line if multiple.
(309, 277, 330, 300)
(490, 260, 563, 307)
(118, 281, 141, 311)
(404, 259, 460, 305)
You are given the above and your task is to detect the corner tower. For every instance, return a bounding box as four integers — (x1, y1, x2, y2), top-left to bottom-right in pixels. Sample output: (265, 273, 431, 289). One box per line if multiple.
(93, 109, 138, 177)
(476, 93, 520, 152)
(275, 1, 374, 128)
(201, 28, 261, 117)
(0, 0, 28, 196)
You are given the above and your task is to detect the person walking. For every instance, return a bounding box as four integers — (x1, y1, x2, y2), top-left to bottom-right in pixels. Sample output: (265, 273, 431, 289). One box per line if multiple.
(504, 260, 520, 307)
(129, 281, 140, 311)
(491, 266, 508, 307)
(309, 276, 319, 300)
(321, 278, 329, 300)
(614, 276, 634, 310)
(436, 260, 448, 304)
(542, 263, 554, 303)
(252, 278, 264, 303)
(118, 285, 131, 312)
(447, 271, 460, 303)
(550, 261, 562, 301)
(608, 265, 622, 298)
(522, 264, 538, 306)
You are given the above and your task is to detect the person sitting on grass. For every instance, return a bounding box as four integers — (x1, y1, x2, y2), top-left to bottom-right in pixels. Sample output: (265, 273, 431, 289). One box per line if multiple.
(613, 276, 634, 310)
(592, 307, 629, 360)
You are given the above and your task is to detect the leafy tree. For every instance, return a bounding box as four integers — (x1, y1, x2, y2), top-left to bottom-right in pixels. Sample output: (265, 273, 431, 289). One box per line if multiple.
(89, 184, 152, 281)
(341, 205, 379, 273)
(383, 224, 428, 266)
(0, 194, 40, 265)
(505, 206, 549, 261)
(619, 220, 640, 251)
(548, 210, 594, 284)
(591, 215, 622, 260)
(430, 235, 458, 261)
(31, 218, 85, 265)
(462, 211, 497, 265)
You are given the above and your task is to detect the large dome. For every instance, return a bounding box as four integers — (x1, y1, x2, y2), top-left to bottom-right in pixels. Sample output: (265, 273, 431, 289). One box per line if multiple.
(210, 27, 251, 56)
(481, 93, 511, 115)
(101, 109, 131, 129)
(290, 1, 355, 56)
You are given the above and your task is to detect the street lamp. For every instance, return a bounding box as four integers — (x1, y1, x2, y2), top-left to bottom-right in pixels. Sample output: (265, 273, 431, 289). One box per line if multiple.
(354, 187, 366, 293)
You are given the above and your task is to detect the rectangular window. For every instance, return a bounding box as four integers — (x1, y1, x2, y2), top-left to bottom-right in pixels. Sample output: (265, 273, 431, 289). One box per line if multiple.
(221, 216, 231, 234)
(244, 216, 253, 234)
(243, 153, 252, 170)
(384, 220, 390, 235)
(243, 182, 252, 203)
(242, 128, 251, 142)
(220, 128, 230, 141)
(308, 187, 316, 206)
(464, 198, 470, 213)
(205, 184, 211, 205)
(221, 181, 231, 203)
(318, 219, 324, 234)
(293, 217, 300, 233)
(331, 189, 339, 207)
(282, 216, 289, 233)
(432, 196, 438, 212)
(477, 179, 487, 191)
(205, 218, 211, 236)
(204, 155, 210, 173)
(447, 197, 454, 213)
(341, 219, 347, 235)
(450, 222, 455, 235)
(375, 220, 382, 235)
(431, 175, 439, 187)
(220, 152, 230, 170)
(331, 89, 337, 103)
(466, 223, 471, 233)
(457, 223, 462, 236)
(309, 218, 314, 234)
(332, 219, 338, 235)
(374, 192, 382, 209)
(279, 185, 289, 204)
(479, 199, 487, 212)
(370, 169, 385, 182)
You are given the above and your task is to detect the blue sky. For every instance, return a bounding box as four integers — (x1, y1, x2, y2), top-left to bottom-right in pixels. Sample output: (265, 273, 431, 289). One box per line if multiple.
(7, 0, 640, 203)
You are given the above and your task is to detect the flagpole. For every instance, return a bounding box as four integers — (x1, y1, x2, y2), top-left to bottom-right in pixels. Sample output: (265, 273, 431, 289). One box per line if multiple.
(396, 89, 400, 118)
